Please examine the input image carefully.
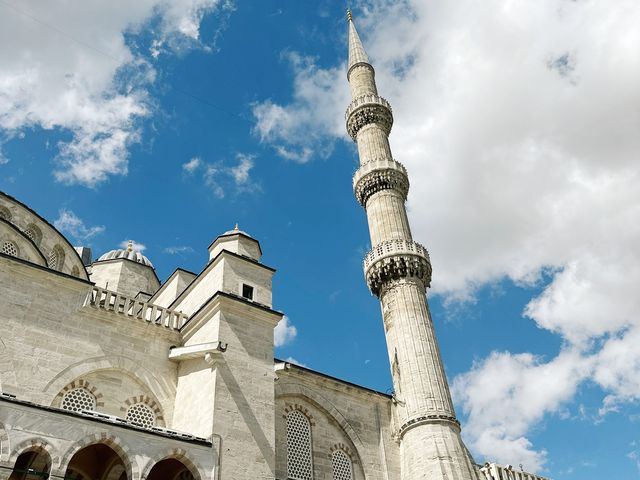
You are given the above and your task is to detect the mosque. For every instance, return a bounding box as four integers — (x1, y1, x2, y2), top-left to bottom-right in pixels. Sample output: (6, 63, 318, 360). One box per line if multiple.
(0, 13, 547, 480)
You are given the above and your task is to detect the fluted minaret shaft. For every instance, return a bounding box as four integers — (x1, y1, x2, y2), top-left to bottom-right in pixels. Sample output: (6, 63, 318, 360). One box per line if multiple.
(346, 13, 480, 480)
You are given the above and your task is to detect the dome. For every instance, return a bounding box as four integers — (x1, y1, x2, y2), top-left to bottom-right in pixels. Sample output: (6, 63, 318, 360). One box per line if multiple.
(97, 241, 153, 267)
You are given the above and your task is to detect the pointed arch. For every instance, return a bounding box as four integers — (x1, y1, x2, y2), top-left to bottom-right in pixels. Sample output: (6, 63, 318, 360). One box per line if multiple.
(43, 355, 173, 414)
(275, 382, 372, 479)
(8, 438, 56, 472)
(48, 244, 65, 271)
(140, 448, 203, 480)
(23, 223, 42, 246)
(0, 205, 11, 221)
(56, 433, 136, 480)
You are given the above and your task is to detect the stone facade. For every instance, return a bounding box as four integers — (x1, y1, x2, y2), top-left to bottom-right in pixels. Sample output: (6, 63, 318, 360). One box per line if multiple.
(0, 14, 548, 480)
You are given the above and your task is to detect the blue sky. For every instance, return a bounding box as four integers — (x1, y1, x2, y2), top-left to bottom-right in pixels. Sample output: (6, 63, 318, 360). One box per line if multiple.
(1, 1, 639, 478)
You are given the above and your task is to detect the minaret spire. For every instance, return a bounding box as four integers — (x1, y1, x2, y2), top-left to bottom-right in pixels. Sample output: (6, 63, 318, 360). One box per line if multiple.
(345, 13, 481, 480)
(347, 10, 370, 73)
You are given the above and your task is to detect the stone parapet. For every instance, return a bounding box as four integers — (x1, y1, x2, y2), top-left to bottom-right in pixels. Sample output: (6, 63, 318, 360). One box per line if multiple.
(364, 239, 432, 296)
(353, 158, 409, 206)
(346, 94, 393, 140)
(479, 463, 548, 480)
(86, 285, 188, 330)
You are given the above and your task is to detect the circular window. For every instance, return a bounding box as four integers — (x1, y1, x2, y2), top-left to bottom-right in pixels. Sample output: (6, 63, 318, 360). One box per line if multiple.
(61, 388, 96, 413)
(126, 403, 156, 428)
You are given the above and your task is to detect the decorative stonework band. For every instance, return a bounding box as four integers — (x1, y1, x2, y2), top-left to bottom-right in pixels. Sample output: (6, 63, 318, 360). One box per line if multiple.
(353, 158, 409, 206)
(345, 94, 393, 140)
(397, 414, 461, 439)
(364, 239, 432, 296)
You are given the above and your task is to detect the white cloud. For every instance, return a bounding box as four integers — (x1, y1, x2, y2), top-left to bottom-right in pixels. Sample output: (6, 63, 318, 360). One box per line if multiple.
(229, 153, 253, 185)
(0, 1, 225, 186)
(182, 157, 202, 174)
(452, 349, 593, 471)
(54, 209, 105, 241)
(193, 153, 258, 198)
(252, 52, 348, 163)
(274, 315, 297, 347)
(204, 164, 226, 198)
(252, 0, 640, 471)
(163, 245, 194, 254)
(119, 239, 146, 253)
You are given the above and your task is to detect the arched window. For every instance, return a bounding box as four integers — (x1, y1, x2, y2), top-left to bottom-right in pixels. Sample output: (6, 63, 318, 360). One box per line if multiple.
(0, 206, 11, 221)
(125, 403, 156, 428)
(61, 388, 96, 413)
(286, 410, 313, 480)
(23, 223, 42, 246)
(331, 450, 353, 480)
(48, 245, 65, 271)
(2, 241, 18, 257)
(71, 265, 80, 277)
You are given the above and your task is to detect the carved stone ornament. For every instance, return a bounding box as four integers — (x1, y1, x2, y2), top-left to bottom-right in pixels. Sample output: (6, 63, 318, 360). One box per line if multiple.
(397, 414, 461, 439)
(364, 239, 432, 296)
(345, 95, 393, 140)
(353, 159, 409, 206)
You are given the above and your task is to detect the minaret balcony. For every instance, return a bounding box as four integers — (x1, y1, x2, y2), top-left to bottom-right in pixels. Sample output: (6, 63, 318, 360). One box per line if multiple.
(353, 158, 409, 206)
(364, 239, 432, 295)
(345, 94, 393, 140)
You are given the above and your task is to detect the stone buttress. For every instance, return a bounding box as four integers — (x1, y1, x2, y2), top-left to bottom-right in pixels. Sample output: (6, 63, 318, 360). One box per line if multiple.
(346, 12, 481, 480)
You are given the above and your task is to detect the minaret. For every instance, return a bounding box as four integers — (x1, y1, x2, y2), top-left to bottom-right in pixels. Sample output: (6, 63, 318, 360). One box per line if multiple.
(346, 12, 480, 480)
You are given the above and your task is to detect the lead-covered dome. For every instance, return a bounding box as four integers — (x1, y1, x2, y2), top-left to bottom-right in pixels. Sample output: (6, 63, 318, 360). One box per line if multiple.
(97, 240, 153, 267)
(222, 224, 253, 238)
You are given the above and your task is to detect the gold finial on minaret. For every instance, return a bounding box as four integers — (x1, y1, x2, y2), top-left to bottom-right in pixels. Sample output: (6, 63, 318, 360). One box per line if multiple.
(346, 8, 352, 22)
(127, 240, 133, 252)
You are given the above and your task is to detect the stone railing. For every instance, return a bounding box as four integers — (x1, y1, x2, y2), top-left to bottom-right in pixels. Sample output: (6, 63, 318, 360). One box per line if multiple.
(353, 158, 409, 206)
(86, 286, 188, 330)
(345, 94, 392, 120)
(364, 239, 430, 271)
(364, 239, 432, 296)
(345, 94, 394, 140)
(479, 463, 548, 480)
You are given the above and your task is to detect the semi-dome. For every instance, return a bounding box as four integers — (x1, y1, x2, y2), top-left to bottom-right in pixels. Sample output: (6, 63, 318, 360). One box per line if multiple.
(97, 240, 153, 267)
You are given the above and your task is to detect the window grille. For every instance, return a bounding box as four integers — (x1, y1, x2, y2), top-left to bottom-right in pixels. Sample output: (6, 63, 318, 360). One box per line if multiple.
(61, 388, 96, 413)
(2, 241, 18, 257)
(48, 246, 64, 270)
(286, 410, 313, 480)
(331, 450, 353, 480)
(126, 403, 156, 428)
(24, 224, 42, 245)
(48, 250, 58, 269)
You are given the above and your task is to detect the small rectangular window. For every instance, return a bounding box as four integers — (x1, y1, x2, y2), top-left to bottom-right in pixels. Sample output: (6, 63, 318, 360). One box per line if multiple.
(242, 284, 254, 300)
